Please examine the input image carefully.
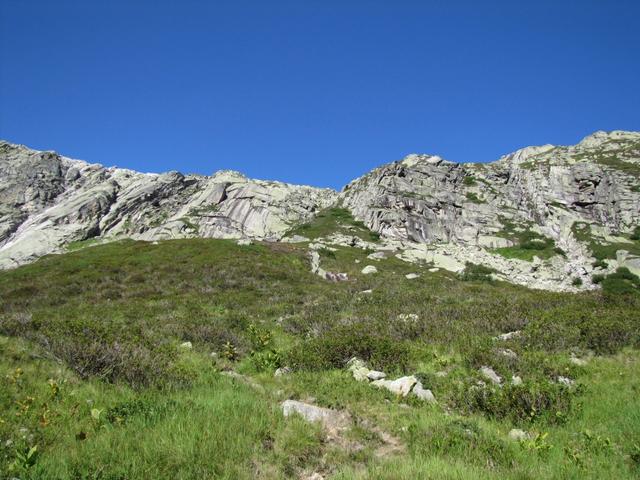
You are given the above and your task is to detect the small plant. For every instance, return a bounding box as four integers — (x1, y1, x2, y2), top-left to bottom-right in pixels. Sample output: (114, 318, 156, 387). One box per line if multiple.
(222, 341, 238, 361)
(630, 443, 640, 467)
(521, 432, 552, 457)
(248, 324, 273, 351)
(251, 349, 283, 371)
(572, 277, 583, 287)
(9, 445, 39, 474)
(463, 175, 477, 186)
(465, 192, 485, 204)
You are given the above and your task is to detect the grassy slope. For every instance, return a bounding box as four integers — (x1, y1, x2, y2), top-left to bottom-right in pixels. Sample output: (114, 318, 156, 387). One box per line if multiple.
(0, 236, 639, 479)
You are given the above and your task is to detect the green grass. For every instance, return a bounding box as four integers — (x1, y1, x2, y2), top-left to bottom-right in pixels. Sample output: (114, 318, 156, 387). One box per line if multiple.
(1, 238, 639, 478)
(571, 222, 640, 261)
(493, 227, 559, 262)
(65, 238, 103, 252)
(286, 207, 380, 242)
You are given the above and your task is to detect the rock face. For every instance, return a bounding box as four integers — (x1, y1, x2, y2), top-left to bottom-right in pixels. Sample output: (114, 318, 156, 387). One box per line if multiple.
(341, 130, 640, 245)
(0, 141, 336, 268)
(1, 130, 639, 290)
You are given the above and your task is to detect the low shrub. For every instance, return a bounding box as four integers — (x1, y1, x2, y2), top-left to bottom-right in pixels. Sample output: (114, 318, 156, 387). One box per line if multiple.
(287, 323, 409, 372)
(454, 379, 580, 424)
(459, 263, 495, 282)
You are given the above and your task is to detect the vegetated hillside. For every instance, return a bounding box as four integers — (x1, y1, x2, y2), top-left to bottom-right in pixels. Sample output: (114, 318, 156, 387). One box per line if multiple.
(0, 212, 639, 478)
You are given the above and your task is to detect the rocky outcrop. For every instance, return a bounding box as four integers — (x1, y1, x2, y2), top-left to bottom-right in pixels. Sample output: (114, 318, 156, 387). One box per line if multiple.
(0, 141, 336, 268)
(341, 130, 640, 246)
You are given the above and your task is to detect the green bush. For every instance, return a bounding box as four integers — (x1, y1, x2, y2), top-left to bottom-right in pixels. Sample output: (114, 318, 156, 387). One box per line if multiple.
(287, 323, 409, 372)
(459, 263, 495, 282)
(600, 267, 640, 297)
(592, 259, 608, 269)
(455, 379, 580, 424)
(572, 277, 583, 287)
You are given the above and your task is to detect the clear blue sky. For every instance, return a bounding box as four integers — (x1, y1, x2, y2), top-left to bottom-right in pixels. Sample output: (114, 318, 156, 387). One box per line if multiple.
(1, 1, 639, 189)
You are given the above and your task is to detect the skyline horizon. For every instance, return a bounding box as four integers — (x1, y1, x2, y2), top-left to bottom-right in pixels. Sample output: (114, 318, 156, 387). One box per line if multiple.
(2, 126, 634, 190)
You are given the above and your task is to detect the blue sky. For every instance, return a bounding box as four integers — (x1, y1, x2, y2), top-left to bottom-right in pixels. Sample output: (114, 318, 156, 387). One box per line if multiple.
(1, 1, 639, 189)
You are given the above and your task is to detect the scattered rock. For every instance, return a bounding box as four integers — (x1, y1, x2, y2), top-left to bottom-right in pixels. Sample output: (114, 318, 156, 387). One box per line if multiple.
(236, 238, 252, 246)
(496, 331, 521, 341)
(405, 273, 420, 279)
(372, 375, 417, 397)
(303, 473, 324, 480)
(557, 376, 575, 387)
(281, 400, 352, 442)
(569, 354, 588, 366)
(511, 375, 523, 386)
(274, 366, 292, 377)
(412, 382, 436, 403)
(282, 235, 309, 243)
(179, 341, 193, 350)
(361, 265, 378, 275)
(428, 268, 439, 272)
(359, 289, 373, 294)
(499, 348, 518, 359)
(366, 370, 386, 381)
(367, 251, 386, 260)
(480, 366, 502, 385)
(435, 370, 448, 377)
(508, 429, 531, 441)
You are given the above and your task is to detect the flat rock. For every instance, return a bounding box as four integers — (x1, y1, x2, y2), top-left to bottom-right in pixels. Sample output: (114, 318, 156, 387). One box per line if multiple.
(412, 381, 436, 403)
(372, 375, 417, 397)
(366, 370, 386, 381)
(361, 265, 378, 274)
(281, 400, 351, 432)
(405, 273, 420, 279)
(480, 366, 502, 385)
(508, 429, 531, 441)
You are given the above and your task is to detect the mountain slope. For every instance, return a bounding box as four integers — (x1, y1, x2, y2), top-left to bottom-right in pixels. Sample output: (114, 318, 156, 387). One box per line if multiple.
(1, 131, 639, 291)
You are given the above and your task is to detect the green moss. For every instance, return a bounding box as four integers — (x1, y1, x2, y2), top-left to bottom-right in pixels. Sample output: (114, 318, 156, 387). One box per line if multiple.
(465, 192, 485, 204)
(463, 175, 477, 186)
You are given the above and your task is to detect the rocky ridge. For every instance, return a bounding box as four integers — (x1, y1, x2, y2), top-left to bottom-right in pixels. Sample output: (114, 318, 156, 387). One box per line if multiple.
(0, 141, 336, 268)
(1, 131, 639, 291)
